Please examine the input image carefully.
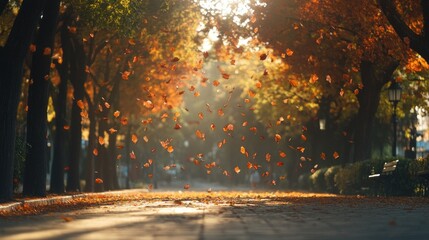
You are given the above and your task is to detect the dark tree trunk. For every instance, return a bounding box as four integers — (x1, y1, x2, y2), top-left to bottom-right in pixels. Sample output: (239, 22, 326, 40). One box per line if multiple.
(0, 0, 46, 202)
(378, 0, 429, 62)
(50, 15, 73, 193)
(23, 0, 61, 197)
(351, 61, 398, 162)
(84, 92, 96, 192)
(66, 34, 86, 192)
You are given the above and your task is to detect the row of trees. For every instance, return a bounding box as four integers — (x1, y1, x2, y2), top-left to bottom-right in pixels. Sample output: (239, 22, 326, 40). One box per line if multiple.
(0, 0, 428, 202)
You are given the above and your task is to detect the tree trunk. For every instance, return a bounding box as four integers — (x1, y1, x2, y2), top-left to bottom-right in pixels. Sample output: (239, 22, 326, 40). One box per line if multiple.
(378, 0, 429, 62)
(23, 0, 60, 197)
(66, 34, 86, 192)
(0, 0, 46, 202)
(84, 93, 96, 192)
(352, 61, 398, 162)
(50, 15, 73, 193)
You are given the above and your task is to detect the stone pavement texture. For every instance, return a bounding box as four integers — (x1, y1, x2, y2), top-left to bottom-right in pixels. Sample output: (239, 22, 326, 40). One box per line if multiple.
(1, 190, 429, 240)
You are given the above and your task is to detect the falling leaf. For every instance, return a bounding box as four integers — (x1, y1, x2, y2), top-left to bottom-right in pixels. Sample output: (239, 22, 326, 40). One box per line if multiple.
(275, 134, 282, 143)
(77, 100, 85, 110)
(43, 47, 51, 55)
(320, 152, 326, 160)
(289, 79, 299, 87)
(248, 90, 256, 98)
(301, 134, 307, 141)
(92, 148, 98, 156)
(265, 153, 271, 162)
(143, 136, 149, 143)
(130, 151, 136, 160)
(174, 123, 182, 129)
(286, 48, 294, 56)
(184, 184, 190, 190)
(333, 151, 340, 159)
(210, 123, 216, 131)
(121, 117, 128, 126)
(95, 178, 103, 184)
(122, 71, 131, 80)
(29, 44, 36, 53)
(213, 80, 220, 86)
(222, 73, 230, 79)
(279, 151, 286, 158)
(63, 125, 70, 130)
(167, 146, 174, 153)
(277, 161, 284, 167)
(113, 111, 120, 118)
(98, 136, 105, 145)
(297, 147, 305, 153)
(339, 88, 345, 97)
(354, 89, 359, 95)
(143, 100, 154, 109)
(326, 75, 332, 83)
(309, 74, 319, 83)
(131, 134, 138, 144)
(234, 166, 241, 174)
(255, 81, 262, 88)
(171, 57, 180, 62)
(198, 112, 204, 119)
(218, 108, 224, 116)
(203, 51, 209, 58)
(240, 146, 246, 155)
(259, 53, 268, 60)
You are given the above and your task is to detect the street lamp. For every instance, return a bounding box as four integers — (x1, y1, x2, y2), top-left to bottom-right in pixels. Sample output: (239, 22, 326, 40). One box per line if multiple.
(388, 80, 402, 157)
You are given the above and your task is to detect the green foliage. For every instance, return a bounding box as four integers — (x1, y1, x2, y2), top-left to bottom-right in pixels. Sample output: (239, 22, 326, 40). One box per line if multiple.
(309, 168, 327, 192)
(296, 157, 429, 196)
(70, 0, 158, 37)
(324, 165, 340, 193)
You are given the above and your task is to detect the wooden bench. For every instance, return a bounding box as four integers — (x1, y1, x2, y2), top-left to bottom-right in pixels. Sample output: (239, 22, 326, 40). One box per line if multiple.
(368, 160, 399, 196)
(369, 160, 399, 179)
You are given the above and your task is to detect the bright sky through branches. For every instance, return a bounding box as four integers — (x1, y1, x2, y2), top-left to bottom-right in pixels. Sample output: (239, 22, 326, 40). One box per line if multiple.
(196, 0, 266, 51)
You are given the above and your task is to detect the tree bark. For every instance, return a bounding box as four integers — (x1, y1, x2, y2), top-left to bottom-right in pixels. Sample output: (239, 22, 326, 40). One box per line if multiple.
(0, 0, 46, 202)
(23, 0, 61, 197)
(66, 34, 86, 192)
(351, 61, 398, 162)
(50, 13, 73, 194)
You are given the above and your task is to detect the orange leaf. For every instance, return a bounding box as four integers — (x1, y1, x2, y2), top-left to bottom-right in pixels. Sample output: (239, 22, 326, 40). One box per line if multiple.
(320, 152, 326, 160)
(213, 80, 220, 86)
(98, 136, 105, 145)
(275, 134, 282, 143)
(255, 81, 262, 88)
(167, 146, 174, 153)
(184, 184, 190, 190)
(143, 100, 154, 109)
(218, 109, 224, 116)
(77, 100, 85, 110)
(301, 134, 307, 141)
(276, 161, 284, 167)
(234, 166, 241, 174)
(130, 151, 136, 160)
(240, 146, 246, 155)
(210, 123, 216, 131)
(286, 48, 294, 56)
(174, 123, 182, 129)
(259, 53, 267, 60)
(95, 178, 103, 184)
(279, 151, 286, 158)
(265, 153, 271, 162)
(222, 73, 230, 79)
(113, 111, 120, 118)
(143, 136, 149, 142)
(171, 57, 180, 62)
(333, 151, 340, 159)
(131, 134, 138, 144)
(92, 148, 98, 156)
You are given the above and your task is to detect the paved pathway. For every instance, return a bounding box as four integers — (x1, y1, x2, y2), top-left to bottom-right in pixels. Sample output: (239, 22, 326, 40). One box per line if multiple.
(1, 192, 429, 240)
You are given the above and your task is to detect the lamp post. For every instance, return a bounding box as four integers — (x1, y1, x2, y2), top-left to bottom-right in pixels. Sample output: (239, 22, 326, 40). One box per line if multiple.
(388, 80, 402, 157)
